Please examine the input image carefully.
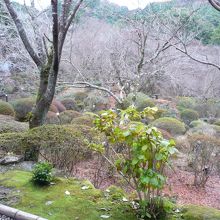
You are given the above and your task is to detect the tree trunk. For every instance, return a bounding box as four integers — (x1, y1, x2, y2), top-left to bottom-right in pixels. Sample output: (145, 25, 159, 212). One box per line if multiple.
(25, 55, 58, 161)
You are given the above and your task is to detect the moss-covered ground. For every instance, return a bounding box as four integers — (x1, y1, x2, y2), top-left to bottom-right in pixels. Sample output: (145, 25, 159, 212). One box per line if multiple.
(0, 170, 136, 220)
(0, 170, 220, 220)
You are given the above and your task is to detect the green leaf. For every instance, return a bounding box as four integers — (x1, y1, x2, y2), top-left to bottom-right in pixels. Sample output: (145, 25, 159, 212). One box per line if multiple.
(132, 159, 139, 165)
(142, 145, 148, 151)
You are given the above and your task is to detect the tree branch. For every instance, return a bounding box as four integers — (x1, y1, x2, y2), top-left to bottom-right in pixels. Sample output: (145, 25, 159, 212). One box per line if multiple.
(208, 0, 220, 11)
(58, 81, 123, 104)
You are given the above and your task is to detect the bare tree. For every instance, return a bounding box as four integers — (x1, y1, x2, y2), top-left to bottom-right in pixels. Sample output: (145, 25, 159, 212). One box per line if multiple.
(3, 0, 84, 160)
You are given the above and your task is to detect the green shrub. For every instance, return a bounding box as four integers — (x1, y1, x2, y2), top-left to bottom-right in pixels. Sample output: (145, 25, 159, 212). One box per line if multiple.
(0, 101, 15, 116)
(177, 97, 196, 111)
(11, 97, 35, 121)
(0, 115, 28, 134)
(73, 92, 88, 102)
(84, 93, 109, 112)
(182, 205, 220, 220)
(120, 92, 155, 111)
(0, 125, 103, 172)
(71, 114, 94, 127)
(32, 162, 53, 186)
(189, 120, 205, 128)
(92, 106, 177, 219)
(152, 117, 186, 136)
(59, 110, 81, 124)
(180, 109, 199, 125)
(214, 119, 220, 126)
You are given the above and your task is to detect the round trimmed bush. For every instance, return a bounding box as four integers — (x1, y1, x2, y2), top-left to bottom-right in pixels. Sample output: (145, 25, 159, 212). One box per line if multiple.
(49, 104, 58, 113)
(214, 119, 220, 126)
(11, 97, 35, 121)
(61, 99, 78, 111)
(0, 124, 104, 172)
(152, 117, 186, 136)
(177, 97, 196, 111)
(120, 92, 155, 111)
(52, 100, 66, 113)
(71, 114, 94, 127)
(45, 111, 60, 125)
(180, 109, 199, 125)
(73, 92, 88, 102)
(59, 110, 81, 124)
(0, 101, 15, 116)
(0, 115, 28, 134)
(189, 120, 205, 128)
(84, 93, 109, 112)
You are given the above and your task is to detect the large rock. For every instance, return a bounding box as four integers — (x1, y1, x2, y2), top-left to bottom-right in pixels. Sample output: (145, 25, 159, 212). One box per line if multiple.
(0, 155, 23, 165)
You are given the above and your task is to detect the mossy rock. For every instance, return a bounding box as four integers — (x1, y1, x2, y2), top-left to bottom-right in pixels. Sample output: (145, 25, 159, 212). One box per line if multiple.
(0, 170, 136, 220)
(0, 101, 15, 117)
(152, 117, 186, 136)
(71, 114, 94, 127)
(180, 109, 199, 125)
(11, 97, 35, 122)
(182, 205, 220, 220)
(59, 110, 82, 124)
(0, 115, 28, 134)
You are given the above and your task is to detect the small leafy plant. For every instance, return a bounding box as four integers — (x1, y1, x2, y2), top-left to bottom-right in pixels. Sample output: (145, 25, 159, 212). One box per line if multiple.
(32, 162, 53, 186)
(91, 106, 177, 219)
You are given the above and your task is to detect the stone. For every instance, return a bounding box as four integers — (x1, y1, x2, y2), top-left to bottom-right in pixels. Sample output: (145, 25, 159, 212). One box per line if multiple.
(0, 156, 23, 165)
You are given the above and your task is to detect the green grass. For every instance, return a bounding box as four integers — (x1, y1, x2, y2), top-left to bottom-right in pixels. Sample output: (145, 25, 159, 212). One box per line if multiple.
(0, 170, 136, 220)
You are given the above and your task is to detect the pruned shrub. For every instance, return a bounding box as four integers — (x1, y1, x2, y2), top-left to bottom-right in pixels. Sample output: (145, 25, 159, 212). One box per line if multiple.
(59, 110, 81, 124)
(0, 101, 15, 117)
(11, 97, 35, 121)
(120, 92, 155, 111)
(180, 109, 199, 125)
(73, 92, 88, 102)
(214, 119, 220, 126)
(52, 100, 66, 113)
(45, 111, 60, 125)
(188, 134, 220, 187)
(71, 114, 94, 127)
(193, 100, 220, 118)
(152, 117, 186, 136)
(177, 97, 196, 111)
(32, 162, 53, 186)
(49, 104, 58, 113)
(84, 93, 109, 112)
(61, 99, 78, 111)
(0, 115, 28, 134)
(0, 124, 104, 173)
(189, 120, 204, 128)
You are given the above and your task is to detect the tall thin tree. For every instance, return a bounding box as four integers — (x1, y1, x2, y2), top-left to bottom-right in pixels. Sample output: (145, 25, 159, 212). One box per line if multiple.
(3, 0, 84, 160)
